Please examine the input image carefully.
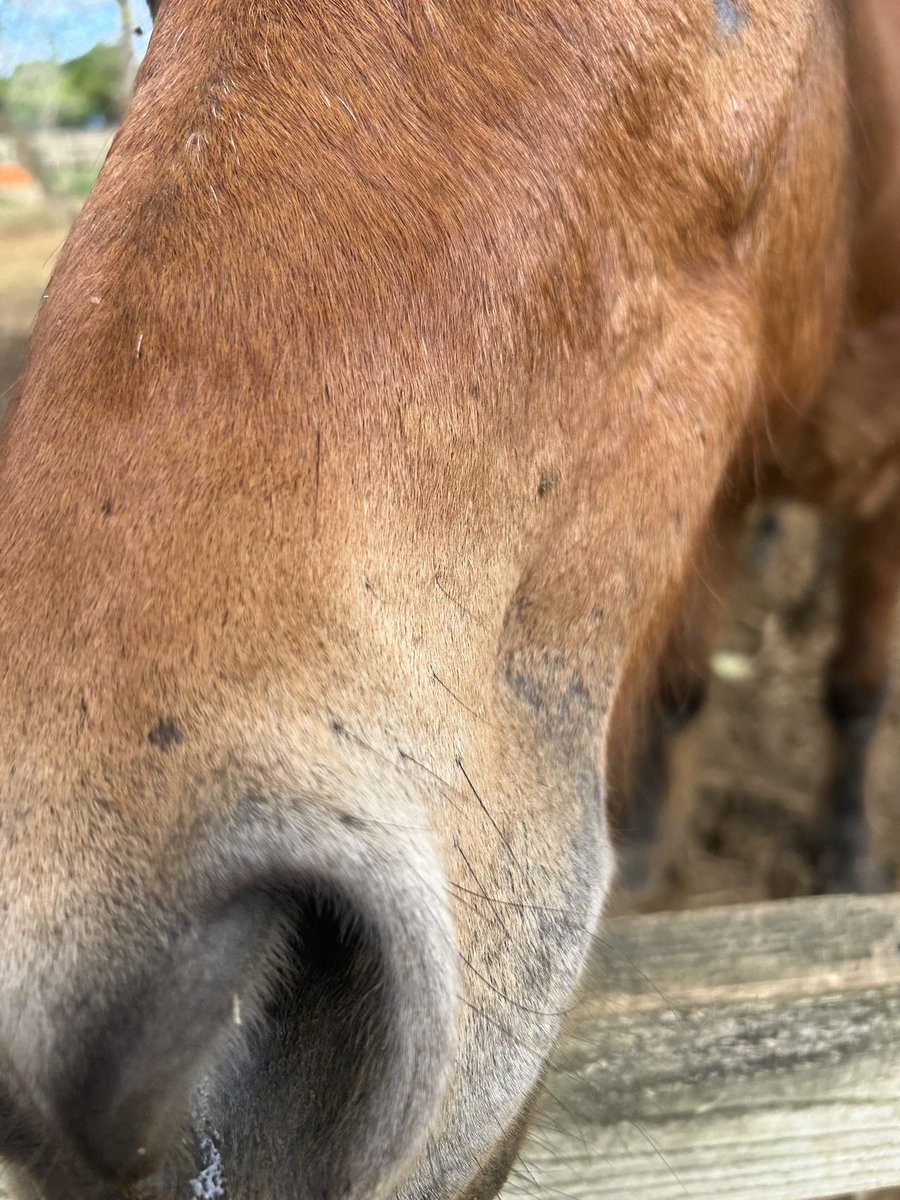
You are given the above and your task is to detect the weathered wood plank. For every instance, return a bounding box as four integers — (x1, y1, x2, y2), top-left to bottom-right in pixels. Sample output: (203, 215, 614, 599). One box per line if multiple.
(503, 894, 900, 1200)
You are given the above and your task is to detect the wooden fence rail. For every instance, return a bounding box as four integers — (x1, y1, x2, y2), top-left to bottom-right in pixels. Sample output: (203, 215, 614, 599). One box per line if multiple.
(502, 893, 900, 1200)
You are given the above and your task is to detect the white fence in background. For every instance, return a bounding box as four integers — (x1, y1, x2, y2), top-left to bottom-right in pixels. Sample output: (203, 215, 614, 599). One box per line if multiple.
(0, 129, 113, 171)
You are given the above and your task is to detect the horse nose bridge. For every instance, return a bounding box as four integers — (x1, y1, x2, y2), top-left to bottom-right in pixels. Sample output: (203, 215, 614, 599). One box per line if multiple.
(0, 789, 458, 1196)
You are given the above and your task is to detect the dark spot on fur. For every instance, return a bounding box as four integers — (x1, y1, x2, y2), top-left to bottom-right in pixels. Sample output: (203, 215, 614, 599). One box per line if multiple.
(504, 650, 595, 728)
(537, 473, 558, 498)
(148, 719, 184, 751)
(92, 794, 115, 816)
(512, 594, 531, 619)
(338, 811, 366, 830)
(507, 664, 545, 712)
(100, 499, 114, 518)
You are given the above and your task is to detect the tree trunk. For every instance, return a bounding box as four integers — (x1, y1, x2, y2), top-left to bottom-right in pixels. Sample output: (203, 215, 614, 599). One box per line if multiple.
(116, 0, 138, 118)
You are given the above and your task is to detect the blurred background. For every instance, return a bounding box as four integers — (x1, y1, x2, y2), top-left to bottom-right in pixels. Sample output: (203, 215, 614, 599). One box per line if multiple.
(1, 7, 900, 1200)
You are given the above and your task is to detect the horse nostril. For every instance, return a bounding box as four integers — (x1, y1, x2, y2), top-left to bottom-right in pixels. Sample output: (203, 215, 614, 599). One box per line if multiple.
(3, 823, 457, 1200)
(212, 875, 457, 1199)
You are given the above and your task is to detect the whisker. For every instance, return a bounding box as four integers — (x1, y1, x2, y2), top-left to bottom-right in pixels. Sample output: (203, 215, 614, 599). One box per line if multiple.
(456, 756, 518, 862)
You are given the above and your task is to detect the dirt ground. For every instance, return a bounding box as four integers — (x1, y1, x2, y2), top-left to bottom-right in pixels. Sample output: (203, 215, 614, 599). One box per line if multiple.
(1, 220, 897, 1200)
(0, 223, 67, 412)
(608, 504, 900, 915)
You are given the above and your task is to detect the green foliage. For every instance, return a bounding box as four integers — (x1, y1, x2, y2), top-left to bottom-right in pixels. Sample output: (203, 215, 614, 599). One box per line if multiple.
(3, 41, 125, 130)
(59, 42, 124, 126)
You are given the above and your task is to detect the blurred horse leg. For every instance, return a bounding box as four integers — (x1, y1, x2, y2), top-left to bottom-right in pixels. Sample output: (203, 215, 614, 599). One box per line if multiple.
(622, 500, 745, 902)
(819, 503, 900, 891)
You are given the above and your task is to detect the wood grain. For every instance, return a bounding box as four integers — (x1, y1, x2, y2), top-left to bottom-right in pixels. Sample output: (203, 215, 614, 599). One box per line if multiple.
(503, 894, 900, 1199)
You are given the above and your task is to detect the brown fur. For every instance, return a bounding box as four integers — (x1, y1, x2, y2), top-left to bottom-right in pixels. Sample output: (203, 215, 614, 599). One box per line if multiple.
(0, 1, 854, 1197)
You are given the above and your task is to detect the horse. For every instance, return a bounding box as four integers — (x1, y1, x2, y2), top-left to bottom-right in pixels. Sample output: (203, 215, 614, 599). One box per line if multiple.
(0, 1, 856, 1196)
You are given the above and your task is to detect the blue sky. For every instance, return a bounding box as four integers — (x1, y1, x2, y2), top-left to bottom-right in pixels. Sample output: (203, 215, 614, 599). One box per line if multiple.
(0, 1, 153, 76)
